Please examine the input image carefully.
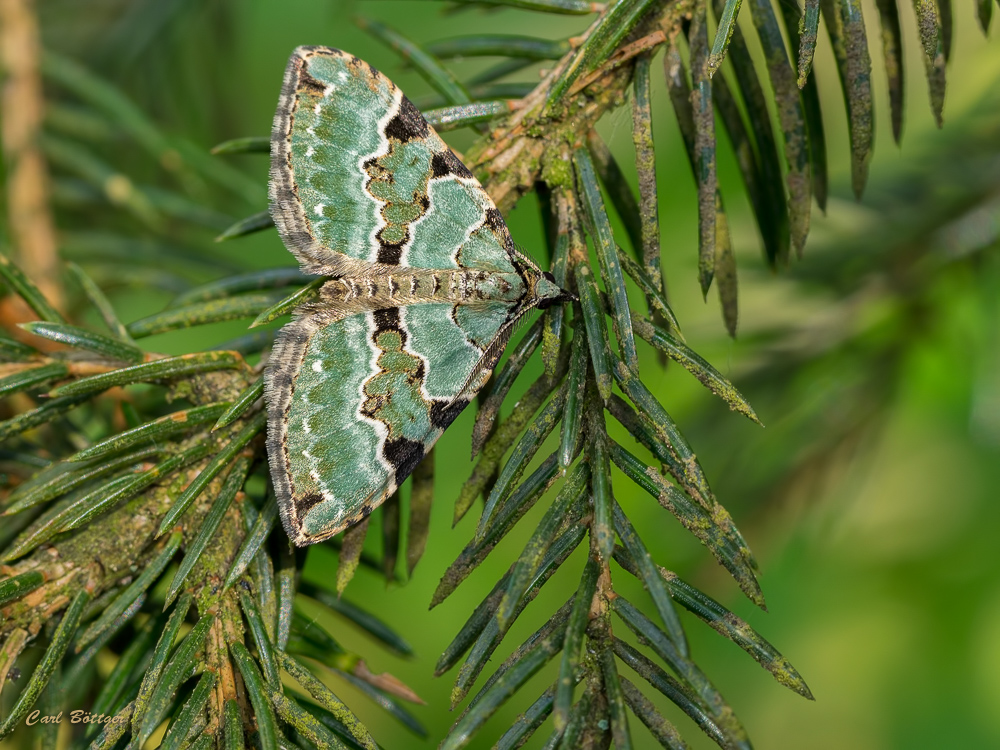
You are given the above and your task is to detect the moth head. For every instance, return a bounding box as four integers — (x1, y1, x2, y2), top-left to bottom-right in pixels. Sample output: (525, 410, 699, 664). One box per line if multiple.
(534, 271, 576, 310)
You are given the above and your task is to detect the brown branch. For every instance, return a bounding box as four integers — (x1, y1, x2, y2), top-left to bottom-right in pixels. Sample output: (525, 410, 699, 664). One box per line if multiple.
(0, 0, 62, 311)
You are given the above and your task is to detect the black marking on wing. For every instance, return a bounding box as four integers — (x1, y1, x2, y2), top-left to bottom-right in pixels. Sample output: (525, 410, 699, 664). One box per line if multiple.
(430, 398, 470, 429)
(430, 149, 474, 180)
(297, 70, 327, 97)
(382, 437, 425, 480)
(384, 96, 430, 143)
(376, 236, 405, 265)
(298, 493, 324, 515)
(372, 307, 404, 344)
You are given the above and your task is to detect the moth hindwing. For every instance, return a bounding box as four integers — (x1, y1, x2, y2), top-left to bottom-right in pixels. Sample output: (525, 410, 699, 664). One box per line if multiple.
(265, 46, 570, 545)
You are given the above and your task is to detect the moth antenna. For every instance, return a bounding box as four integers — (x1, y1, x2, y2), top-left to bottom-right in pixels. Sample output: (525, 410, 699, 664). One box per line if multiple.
(510, 242, 545, 272)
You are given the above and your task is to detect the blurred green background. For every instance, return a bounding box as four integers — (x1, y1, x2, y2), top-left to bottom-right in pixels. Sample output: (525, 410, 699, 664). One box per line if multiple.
(7, 0, 1000, 747)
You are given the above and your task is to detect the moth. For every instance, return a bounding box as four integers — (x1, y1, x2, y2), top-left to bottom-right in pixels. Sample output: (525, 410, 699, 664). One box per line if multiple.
(265, 46, 572, 546)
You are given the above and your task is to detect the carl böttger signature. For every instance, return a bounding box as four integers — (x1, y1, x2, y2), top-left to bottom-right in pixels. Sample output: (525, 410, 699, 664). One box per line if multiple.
(25, 710, 127, 726)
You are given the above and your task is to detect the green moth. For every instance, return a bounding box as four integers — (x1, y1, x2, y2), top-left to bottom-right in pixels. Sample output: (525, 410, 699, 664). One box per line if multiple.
(265, 46, 572, 545)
